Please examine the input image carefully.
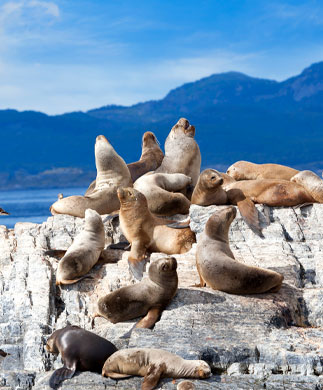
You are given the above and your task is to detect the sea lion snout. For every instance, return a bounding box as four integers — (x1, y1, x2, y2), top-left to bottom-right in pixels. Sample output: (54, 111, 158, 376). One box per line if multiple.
(161, 256, 177, 272)
(96, 135, 109, 143)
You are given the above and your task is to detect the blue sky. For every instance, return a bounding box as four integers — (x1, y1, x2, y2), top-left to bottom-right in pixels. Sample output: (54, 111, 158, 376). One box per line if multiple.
(0, 0, 322, 114)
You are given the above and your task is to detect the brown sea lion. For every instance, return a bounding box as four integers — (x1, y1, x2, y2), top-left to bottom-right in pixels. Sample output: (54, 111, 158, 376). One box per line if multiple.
(55, 209, 105, 285)
(291, 170, 323, 203)
(118, 187, 196, 280)
(46, 325, 117, 389)
(227, 161, 299, 181)
(85, 131, 164, 196)
(196, 206, 284, 294)
(134, 172, 192, 216)
(96, 256, 178, 329)
(102, 348, 211, 390)
(155, 118, 201, 186)
(0, 208, 9, 215)
(50, 135, 132, 217)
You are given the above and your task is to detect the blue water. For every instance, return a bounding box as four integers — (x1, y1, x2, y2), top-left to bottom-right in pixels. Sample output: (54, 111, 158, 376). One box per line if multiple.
(0, 187, 87, 229)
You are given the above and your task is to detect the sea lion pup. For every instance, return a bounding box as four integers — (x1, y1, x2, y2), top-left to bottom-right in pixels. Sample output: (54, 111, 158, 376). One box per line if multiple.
(46, 325, 117, 389)
(156, 118, 201, 187)
(50, 135, 132, 217)
(55, 209, 105, 285)
(134, 172, 192, 216)
(196, 206, 284, 294)
(291, 170, 323, 203)
(102, 348, 211, 390)
(0, 207, 9, 215)
(227, 161, 299, 181)
(118, 187, 195, 280)
(85, 131, 164, 196)
(96, 257, 178, 328)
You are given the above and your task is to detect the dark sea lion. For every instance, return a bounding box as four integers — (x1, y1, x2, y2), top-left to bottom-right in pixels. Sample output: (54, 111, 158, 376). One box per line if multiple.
(196, 206, 284, 294)
(0, 208, 9, 215)
(85, 131, 164, 196)
(156, 118, 201, 186)
(102, 348, 211, 390)
(134, 172, 192, 216)
(96, 256, 178, 329)
(50, 135, 132, 217)
(55, 209, 105, 285)
(227, 161, 299, 181)
(291, 170, 323, 203)
(118, 187, 196, 280)
(46, 325, 117, 389)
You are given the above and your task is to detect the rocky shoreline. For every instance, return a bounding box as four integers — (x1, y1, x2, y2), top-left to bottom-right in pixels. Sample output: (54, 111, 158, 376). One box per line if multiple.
(0, 204, 323, 389)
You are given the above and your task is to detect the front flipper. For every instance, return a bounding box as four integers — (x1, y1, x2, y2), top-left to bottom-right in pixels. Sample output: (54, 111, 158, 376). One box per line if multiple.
(103, 372, 132, 379)
(49, 365, 76, 389)
(237, 198, 263, 237)
(142, 363, 166, 390)
(128, 258, 148, 281)
(108, 241, 131, 250)
(44, 250, 67, 259)
(136, 307, 162, 329)
(56, 274, 94, 285)
(166, 217, 191, 229)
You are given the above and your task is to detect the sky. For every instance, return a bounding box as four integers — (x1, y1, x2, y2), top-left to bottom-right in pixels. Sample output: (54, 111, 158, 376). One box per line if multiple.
(0, 0, 322, 114)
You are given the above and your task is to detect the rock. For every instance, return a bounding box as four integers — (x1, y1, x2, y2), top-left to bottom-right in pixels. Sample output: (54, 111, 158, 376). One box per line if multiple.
(0, 205, 323, 389)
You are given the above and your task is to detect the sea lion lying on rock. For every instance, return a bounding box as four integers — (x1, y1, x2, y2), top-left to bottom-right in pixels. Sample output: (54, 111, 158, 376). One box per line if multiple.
(102, 348, 211, 390)
(291, 170, 323, 203)
(50, 135, 132, 217)
(95, 256, 178, 329)
(196, 206, 284, 294)
(118, 187, 196, 280)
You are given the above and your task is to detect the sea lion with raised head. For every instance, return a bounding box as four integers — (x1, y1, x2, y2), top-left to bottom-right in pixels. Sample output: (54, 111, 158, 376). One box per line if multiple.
(55, 208, 105, 285)
(291, 170, 323, 203)
(227, 161, 299, 181)
(102, 348, 211, 390)
(118, 187, 196, 280)
(156, 118, 201, 187)
(50, 135, 132, 217)
(85, 131, 164, 196)
(46, 325, 117, 389)
(134, 172, 192, 216)
(95, 256, 178, 329)
(196, 206, 284, 294)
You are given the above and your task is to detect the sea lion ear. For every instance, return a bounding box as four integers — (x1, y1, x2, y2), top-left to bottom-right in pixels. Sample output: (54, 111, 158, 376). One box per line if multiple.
(142, 363, 166, 390)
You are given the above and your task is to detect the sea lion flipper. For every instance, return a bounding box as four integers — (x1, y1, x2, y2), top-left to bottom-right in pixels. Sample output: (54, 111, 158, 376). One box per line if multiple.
(128, 257, 148, 280)
(104, 371, 132, 379)
(49, 365, 76, 389)
(237, 198, 263, 237)
(44, 249, 67, 259)
(142, 363, 166, 390)
(108, 241, 131, 250)
(135, 307, 162, 329)
(166, 217, 191, 229)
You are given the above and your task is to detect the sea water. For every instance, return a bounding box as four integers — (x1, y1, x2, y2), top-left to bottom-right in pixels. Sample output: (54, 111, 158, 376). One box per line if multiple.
(0, 187, 87, 229)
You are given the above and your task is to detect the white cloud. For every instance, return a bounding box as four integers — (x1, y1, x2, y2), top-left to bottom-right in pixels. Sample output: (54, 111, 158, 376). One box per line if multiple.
(28, 0, 60, 18)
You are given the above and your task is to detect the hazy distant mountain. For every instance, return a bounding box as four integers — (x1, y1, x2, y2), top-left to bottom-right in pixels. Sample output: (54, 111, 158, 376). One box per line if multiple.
(0, 62, 322, 189)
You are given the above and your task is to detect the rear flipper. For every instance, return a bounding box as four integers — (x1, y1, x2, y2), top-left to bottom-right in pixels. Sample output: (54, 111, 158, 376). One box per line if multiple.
(166, 217, 191, 229)
(108, 241, 131, 250)
(49, 366, 76, 389)
(237, 198, 264, 237)
(128, 258, 148, 280)
(142, 363, 166, 390)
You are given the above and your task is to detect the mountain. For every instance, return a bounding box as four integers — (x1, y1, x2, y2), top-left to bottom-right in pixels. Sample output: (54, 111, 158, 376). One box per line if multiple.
(0, 61, 322, 189)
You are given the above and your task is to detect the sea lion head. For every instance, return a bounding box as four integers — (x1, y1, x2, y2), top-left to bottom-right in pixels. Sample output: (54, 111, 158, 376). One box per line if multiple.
(84, 208, 103, 232)
(148, 257, 178, 285)
(199, 169, 223, 189)
(46, 329, 61, 354)
(95, 135, 114, 169)
(205, 206, 237, 241)
(142, 131, 160, 148)
(170, 118, 195, 138)
(192, 360, 212, 378)
(117, 187, 147, 206)
(226, 161, 250, 180)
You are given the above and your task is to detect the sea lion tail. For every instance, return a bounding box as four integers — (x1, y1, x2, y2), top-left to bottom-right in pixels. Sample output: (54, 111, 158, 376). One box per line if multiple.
(237, 198, 264, 237)
(49, 366, 75, 389)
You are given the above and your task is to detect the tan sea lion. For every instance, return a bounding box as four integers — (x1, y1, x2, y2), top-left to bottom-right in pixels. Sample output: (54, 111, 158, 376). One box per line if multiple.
(102, 348, 211, 390)
(118, 187, 196, 280)
(85, 131, 164, 196)
(50, 135, 132, 217)
(291, 170, 323, 203)
(196, 206, 284, 294)
(227, 161, 299, 181)
(134, 172, 192, 216)
(0, 208, 9, 215)
(96, 256, 178, 329)
(46, 325, 117, 389)
(156, 118, 201, 186)
(55, 209, 105, 285)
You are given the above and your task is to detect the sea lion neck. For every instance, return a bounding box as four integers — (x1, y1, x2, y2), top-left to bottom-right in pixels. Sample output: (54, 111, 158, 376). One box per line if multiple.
(205, 215, 230, 243)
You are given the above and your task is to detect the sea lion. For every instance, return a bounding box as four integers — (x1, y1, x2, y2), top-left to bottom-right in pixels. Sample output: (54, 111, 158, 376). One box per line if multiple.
(196, 206, 284, 294)
(0, 208, 9, 215)
(102, 348, 211, 390)
(96, 256, 178, 329)
(155, 118, 201, 186)
(134, 172, 192, 216)
(55, 208, 105, 285)
(118, 187, 196, 280)
(85, 131, 164, 196)
(46, 325, 117, 389)
(291, 170, 323, 203)
(50, 135, 132, 217)
(227, 161, 299, 181)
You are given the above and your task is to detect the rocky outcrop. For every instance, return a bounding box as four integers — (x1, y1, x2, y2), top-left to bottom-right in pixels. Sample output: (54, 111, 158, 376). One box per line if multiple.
(0, 204, 323, 389)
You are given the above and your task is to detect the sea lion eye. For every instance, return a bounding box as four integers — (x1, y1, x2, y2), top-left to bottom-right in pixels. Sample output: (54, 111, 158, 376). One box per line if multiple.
(211, 175, 216, 179)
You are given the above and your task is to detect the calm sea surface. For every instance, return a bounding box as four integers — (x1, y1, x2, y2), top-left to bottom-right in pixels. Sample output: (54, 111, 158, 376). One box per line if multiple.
(0, 187, 87, 229)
